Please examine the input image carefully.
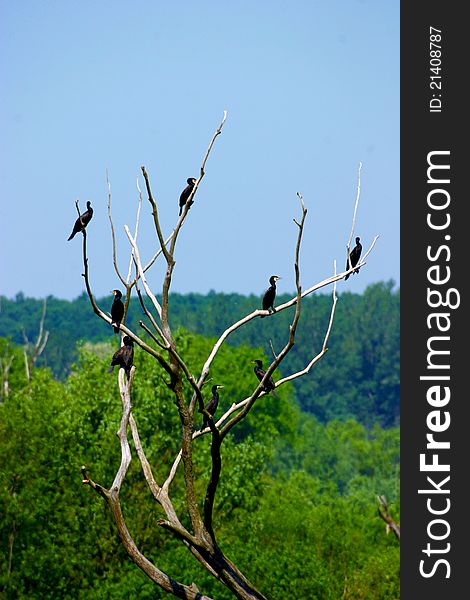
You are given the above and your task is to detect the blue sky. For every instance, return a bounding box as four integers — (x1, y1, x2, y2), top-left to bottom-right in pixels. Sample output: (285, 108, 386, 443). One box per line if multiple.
(1, 0, 399, 300)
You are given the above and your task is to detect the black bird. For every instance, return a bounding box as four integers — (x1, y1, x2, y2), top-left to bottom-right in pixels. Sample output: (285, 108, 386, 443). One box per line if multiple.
(67, 201, 93, 240)
(108, 336, 134, 379)
(344, 237, 362, 280)
(178, 177, 197, 216)
(252, 360, 278, 397)
(110, 289, 124, 333)
(202, 384, 224, 429)
(261, 275, 281, 317)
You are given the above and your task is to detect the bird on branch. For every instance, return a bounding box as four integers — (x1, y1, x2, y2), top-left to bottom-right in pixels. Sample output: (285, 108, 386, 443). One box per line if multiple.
(261, 275, 281, 317)
(178, 177, 197, 216)
(108, 336, 134, 379)
(202, 384, 224, 429)
(252, 360, 278, 397)
(67, 201, 93, 240)
(344, 237, 362, 280)
(110, 289, 124, 333)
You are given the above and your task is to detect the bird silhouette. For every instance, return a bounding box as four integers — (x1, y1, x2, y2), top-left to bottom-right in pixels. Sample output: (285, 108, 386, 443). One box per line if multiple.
(179, 178, 197, 216)
(110, 289, 124, 333)
(252, 360, 278, 397)
(67, 201, 93, 240)
(108, 336, 134, 379)
(202, 384, 224, 429)
(345, 237, 362, 280)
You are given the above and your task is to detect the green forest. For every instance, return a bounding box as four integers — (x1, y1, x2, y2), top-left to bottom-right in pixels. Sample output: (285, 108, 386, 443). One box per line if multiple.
(0, 283, 400, 599)
(0, 280, 399, 426)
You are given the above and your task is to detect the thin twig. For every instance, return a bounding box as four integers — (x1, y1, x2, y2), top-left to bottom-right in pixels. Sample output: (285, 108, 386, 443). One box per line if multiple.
(269, 340, 279, 360)
(127, 177, 143, 284)
(107, 171, 127, 287)
(141, 166, 173, 265)
(170, 111, 228, 255)
(346, 161, 362, 270)
(124, 225, 163, 320)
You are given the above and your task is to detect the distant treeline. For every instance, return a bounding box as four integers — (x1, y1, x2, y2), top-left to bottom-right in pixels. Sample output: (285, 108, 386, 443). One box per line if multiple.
(0, 281, 399, 427)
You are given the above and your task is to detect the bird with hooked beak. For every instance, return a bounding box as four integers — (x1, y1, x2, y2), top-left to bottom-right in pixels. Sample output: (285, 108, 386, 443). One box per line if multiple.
(108, 336, 134, 380)
(251, 360, 278, 397)
(179, 177, 197, 216)
(345, 237, 362, 281)
(67, 201, 93, 240)
(110, 289, 124, 333)
(202, 384, 224, 429)
(261, 275, 281, 317)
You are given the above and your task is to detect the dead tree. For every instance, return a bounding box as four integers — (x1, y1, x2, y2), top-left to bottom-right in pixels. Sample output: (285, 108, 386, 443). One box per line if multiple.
(377, 495, 400, 541)
(77, 112, 378, 599)
(0, 346, 15, 402)
(21, 298, 49, 383)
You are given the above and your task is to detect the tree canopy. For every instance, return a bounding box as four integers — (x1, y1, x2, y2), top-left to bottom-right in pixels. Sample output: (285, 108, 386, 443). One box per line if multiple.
(0, 331, 399, 599)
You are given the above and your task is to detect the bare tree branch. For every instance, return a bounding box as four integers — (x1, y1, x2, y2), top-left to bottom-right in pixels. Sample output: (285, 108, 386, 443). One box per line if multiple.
(141, 166, 173, 265)
(34, 299, 49, 358)
(0, 353, 14, 401)
(346, 161, 362, 271)
(203, 419, 222, 537)
(377, 495, 401, 541)
(106, 172, 127, 288)
(124, 225, 163, 320)
(276, 263, 338, 385)
(21, 298, 49, 382)
(142, 231, 175, 273)
(111, 366, 136, 493)
(127, 177, 143, 284)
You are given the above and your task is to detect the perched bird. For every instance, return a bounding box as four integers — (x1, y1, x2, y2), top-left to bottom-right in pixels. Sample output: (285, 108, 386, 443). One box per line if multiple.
(67, 201, 93, 240)
(108, 336, 134, 379)
(252, 360, 278, 397)
(202, 384, 224, 429)
(261, 275, 281, 317)
(110, 289, 124, 333)
(344, 237, 362, 280)
(178, 177, 197, 216)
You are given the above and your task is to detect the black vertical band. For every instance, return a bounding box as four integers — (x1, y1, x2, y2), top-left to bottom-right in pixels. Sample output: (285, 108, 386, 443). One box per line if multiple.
(401, 4, 467, 598)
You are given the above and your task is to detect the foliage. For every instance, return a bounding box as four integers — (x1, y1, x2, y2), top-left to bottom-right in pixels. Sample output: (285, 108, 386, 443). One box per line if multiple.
(0, 281, 399, 427)
(0, 330, 399, 599)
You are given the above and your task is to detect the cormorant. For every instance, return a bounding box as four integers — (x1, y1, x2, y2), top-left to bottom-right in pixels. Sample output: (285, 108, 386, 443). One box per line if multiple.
(178, 178, 197, 216)
(261, 275, 281, 317)
(110, 289, 124, 333)
(108, 336, 134, 379)
(345, 237, 362, 280)
(202, 384, 224, 429)
(252, 360, 278, 396)
(67, 201, 93, 240)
